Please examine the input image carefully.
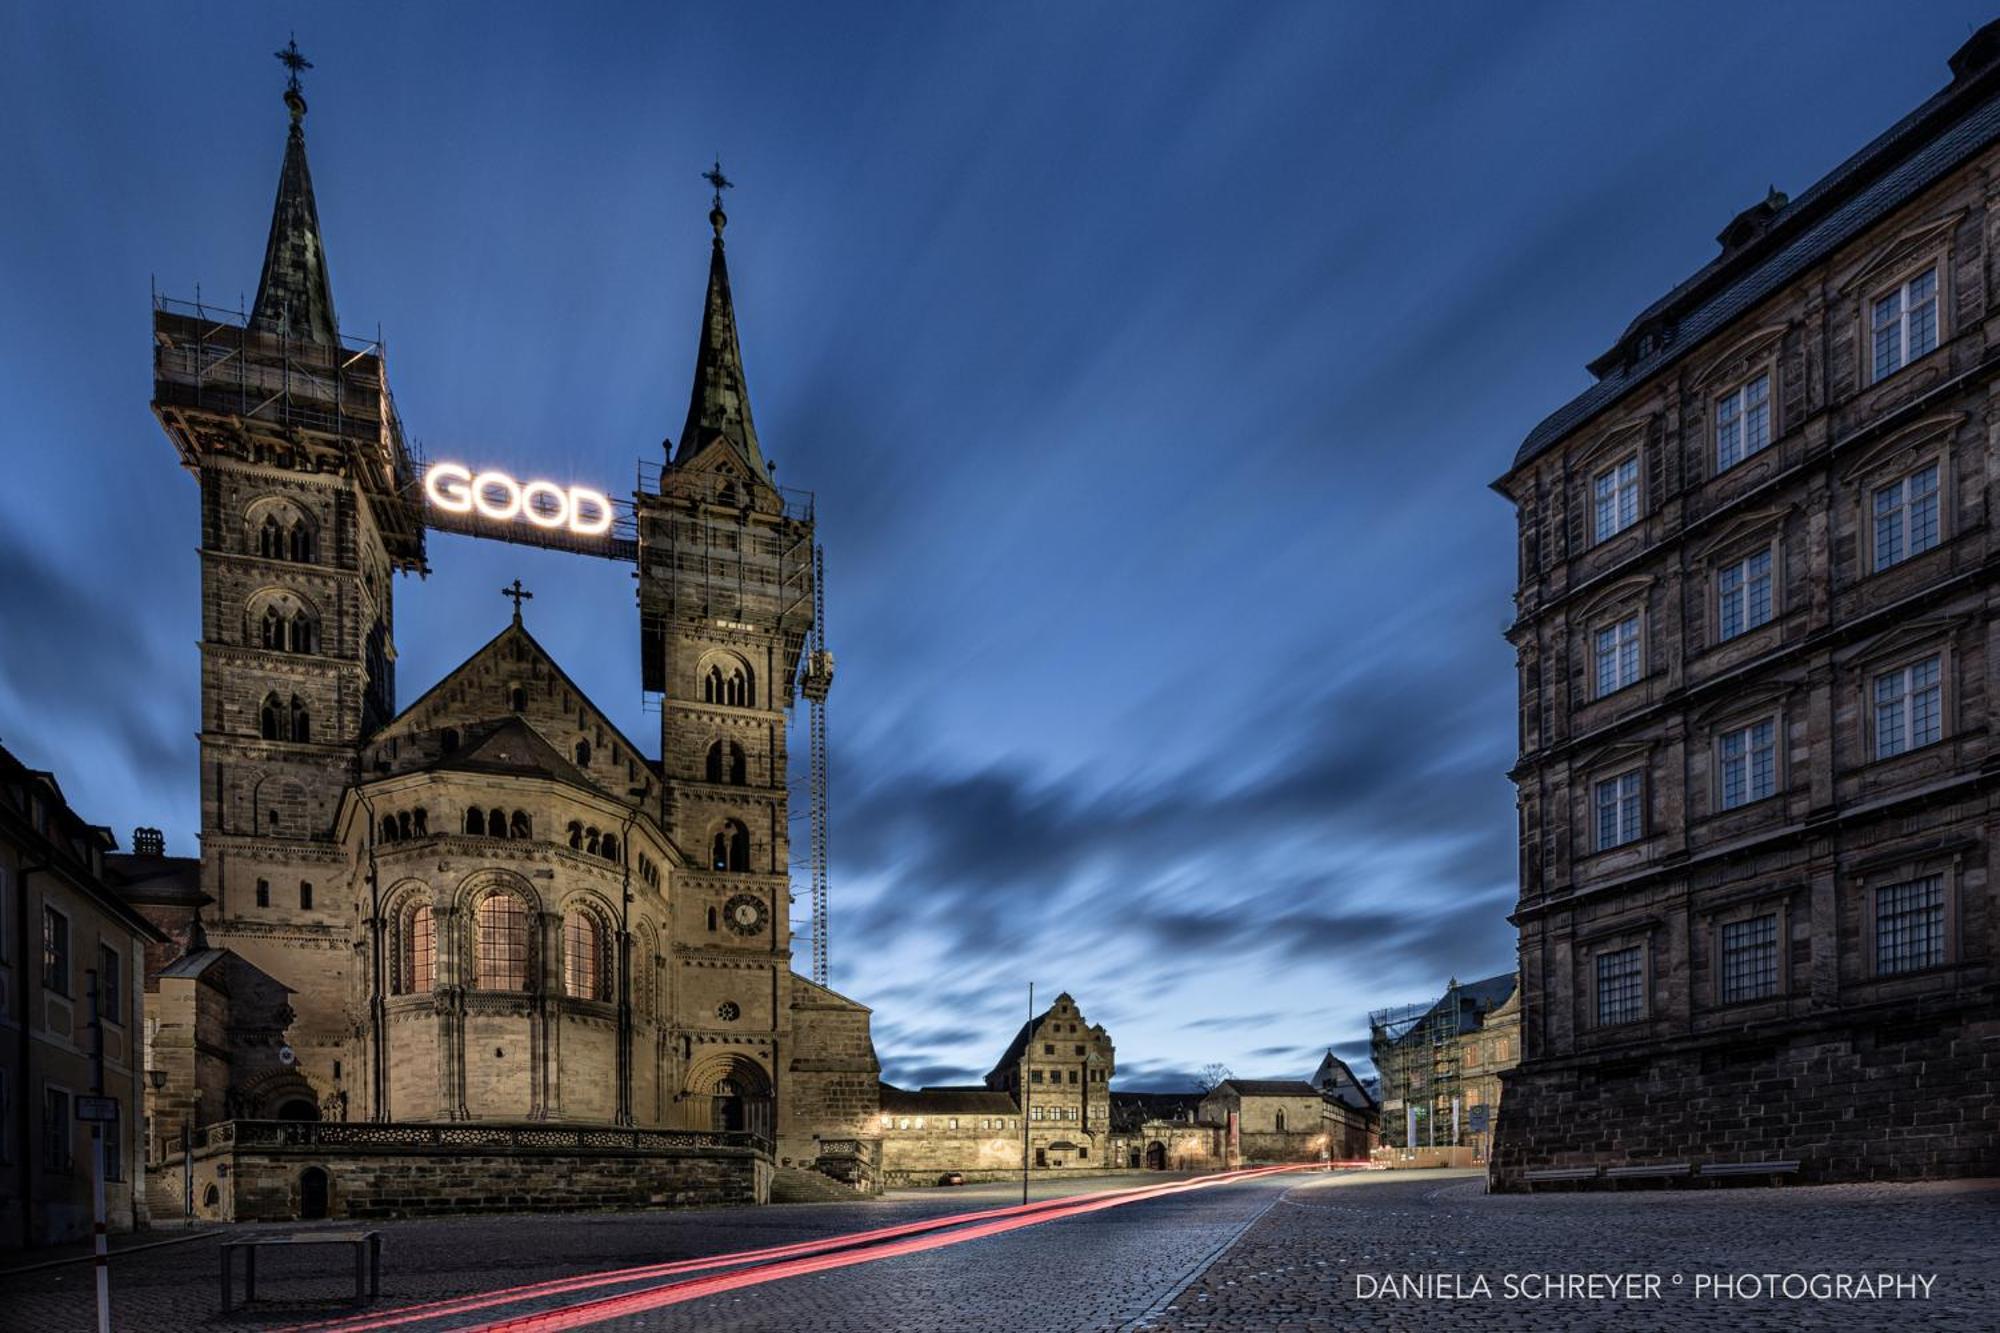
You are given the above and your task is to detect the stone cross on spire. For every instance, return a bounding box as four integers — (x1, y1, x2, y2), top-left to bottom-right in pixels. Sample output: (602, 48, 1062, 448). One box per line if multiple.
(502, 579, 533, 621)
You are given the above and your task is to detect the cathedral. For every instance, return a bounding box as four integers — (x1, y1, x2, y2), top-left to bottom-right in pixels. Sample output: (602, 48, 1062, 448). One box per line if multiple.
(126, 58, 881, 1217)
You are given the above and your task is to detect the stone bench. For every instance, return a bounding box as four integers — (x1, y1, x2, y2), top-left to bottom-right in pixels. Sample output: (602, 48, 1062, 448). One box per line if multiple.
(220, 1230, 381, 1312)
(1606, 1162, 1692, 1181)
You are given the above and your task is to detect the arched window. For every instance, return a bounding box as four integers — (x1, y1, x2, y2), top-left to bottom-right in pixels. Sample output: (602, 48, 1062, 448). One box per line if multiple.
(711, 821, 750, 872)
(288, 615, 316, 655)
(475, 894, 529, 990)
(701, 660, 753, 708)
(259, 514, 283, 558)
(262, 607, 286, 650)
(488, 808, 505, 838)
(707, 905, 718, 932)
(574, 739, 591, 767)
(705, 739, 747, 785)
(441, 728, 460, 754)
(290, 522, 313, 562)
(260, 693, 284, 740)
(289, 696, 310, 743)
(397, 811, 413, 840)
(509, 810, 531, 839)
(465, 808, 485, 837)
(567, 821, 583, 850)
(379, 815, 397, 843)
(412, 807, 428, 836)
(399, 903, 435, 993)
(564, 910, 608, 1001)
(509, 687, 526, 712)
(599, 833, 618, 862)
(1275, 1109, 1287, 1133)
(584, 827, 600, 856)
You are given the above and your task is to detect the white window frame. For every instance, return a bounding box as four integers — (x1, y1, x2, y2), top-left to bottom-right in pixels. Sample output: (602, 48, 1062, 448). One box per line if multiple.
(1592, 770, 1644, 852)
(1715, 547, 1775, 642)
(1592, 454, 1641, 543)
(1714, 371, 1772, 472)
(1593, 614, 1642, 698)
(1870, 264, 1940, 383)
(1872, 654, 1943, 760)
(1716, 717, 1778, 811)
(1870, 462, 1941, 572)
(1595, 946, 1646, 1026)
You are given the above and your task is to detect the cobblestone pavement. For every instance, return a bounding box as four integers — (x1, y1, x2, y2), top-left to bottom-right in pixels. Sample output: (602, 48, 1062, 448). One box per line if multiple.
(6, 1169, 1995, 1331)
(1146, 1169, 2000, 1332)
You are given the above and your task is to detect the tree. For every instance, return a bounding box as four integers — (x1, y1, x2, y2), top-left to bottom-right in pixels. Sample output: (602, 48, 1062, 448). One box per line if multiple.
(1195, 1063, 1233, 1093)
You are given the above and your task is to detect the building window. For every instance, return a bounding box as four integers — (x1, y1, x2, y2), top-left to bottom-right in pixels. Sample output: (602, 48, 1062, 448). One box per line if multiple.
(1871, 266, 1939, 381)
(97, 943, 121, 1025)
(1591, 456, 1641, 543)
(400, 904, 435, 994)
(702, 661, 754, 708)
(564, 911, 608, 1001)
(710, 821, 750, 872)
(1720, 915, 1779, 1003)
(948, 1118, 959, 1130)
(1714, 373, 1771, 471)
(1593, 615, 1641, 697)
(1716, 549, 1773, 641)
(1592, 771, 1643, 852)
(41, 906, 69, 995)
(1875, 876, 1946, 975)
(1030, 1069, 1043, 1084)
(706, 739, 748, 785)
(1873, 655, 1942, 759)
(574, 739, 591, 767)
(1275, 1109, 1286, 1133)
(299, 881, 313, 910)
(42, 1087, 72, 1174)
(475, 894, 531, 991)
(1717, 719, 1777, 810)
(1595, 946, 1645, 1026)
(1872, 464, 1940, 571)
(255, 879, 270, 909)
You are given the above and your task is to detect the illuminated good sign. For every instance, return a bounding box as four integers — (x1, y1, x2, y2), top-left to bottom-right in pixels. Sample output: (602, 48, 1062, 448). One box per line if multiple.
(424, 463, 614, 537)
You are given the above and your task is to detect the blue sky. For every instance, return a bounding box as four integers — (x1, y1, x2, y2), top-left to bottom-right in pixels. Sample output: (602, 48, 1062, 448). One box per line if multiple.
(2, 2, 1991, 1088)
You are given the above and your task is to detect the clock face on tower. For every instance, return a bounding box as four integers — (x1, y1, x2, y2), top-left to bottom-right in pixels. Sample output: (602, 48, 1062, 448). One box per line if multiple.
(724, 893, 768, 936)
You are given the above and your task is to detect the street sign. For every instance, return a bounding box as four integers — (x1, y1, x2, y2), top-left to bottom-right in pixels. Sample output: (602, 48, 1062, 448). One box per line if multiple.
(76, 1096, 119, 1122)
(1468, 1105, 1490, 1133)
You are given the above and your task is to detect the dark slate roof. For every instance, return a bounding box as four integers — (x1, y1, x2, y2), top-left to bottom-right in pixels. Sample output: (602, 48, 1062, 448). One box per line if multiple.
(157, 948, 229, 981)
(1507, 29, 2000, 475)
(1310, 1052, 1378, 1112)
(429, 716, 600, 792)
(879, 1084, 1018, 1116)
(104, 854, 205, 907)
(1215, 1079, 1323, 1099)
(1109, 1091, 1206, 1131)
(250, 89, 338, 346)
(675, 208, 765, 472)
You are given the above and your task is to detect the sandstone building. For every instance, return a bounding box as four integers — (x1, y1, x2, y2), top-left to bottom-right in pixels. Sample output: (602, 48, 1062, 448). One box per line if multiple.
(130, 61, 880, 1221)
(1492, 23, 2000, 1187)
(1370, 972, 1517, 1159)
(0, 745, 165, 1246)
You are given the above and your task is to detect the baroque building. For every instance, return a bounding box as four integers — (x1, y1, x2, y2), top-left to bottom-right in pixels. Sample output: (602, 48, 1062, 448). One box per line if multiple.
(134, 61, 879, 1220)
(1491, 23, 2000, 1187)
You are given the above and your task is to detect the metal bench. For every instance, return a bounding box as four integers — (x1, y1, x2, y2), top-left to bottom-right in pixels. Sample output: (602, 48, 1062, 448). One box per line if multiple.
(220, 1230, 381, 1312)
(1606, 1162, 1691, 1181)
(1522, 1166, 1600, 1188)
(1699, 1160, 1801, 1182)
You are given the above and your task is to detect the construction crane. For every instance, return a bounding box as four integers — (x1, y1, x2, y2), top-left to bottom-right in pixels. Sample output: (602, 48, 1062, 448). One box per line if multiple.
(798, 543, 835, 987)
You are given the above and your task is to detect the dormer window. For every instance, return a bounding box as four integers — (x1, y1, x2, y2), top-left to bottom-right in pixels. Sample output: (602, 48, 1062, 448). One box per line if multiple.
(1871, 266, 1939, 382)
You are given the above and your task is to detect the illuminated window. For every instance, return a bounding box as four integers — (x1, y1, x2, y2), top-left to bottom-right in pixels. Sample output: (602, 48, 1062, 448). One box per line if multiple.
(1714, 373, 1771, 471)
(1872, 465, 1940, 571)
(1595, 946, 1645, 1025)
(1716, 550, 1773, 641)
(1874, 656, 1942, 759)
(1593, 616, 1641, 697)
(1591, 456, 1640, 542)
(476, 895, 530, 991)
(564, 911, 607, 1001)
(400, 904, 435, 993)
(1593, 771, 1643, 851)
(1720, 915, 1778, 1003)
(1717, 719, 1777, 810)
(1872, 266, 1938, 381)
(1876, 877, 1945, 975)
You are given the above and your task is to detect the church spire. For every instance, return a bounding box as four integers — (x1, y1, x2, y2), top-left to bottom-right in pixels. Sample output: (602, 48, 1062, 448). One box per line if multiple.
(674, 161, 765, 471)
(249, 38, 339, 346)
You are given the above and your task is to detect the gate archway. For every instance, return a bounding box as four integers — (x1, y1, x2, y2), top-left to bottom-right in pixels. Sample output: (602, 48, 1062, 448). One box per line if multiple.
(299, 1166, 330, 1220)
(1145, 1141, 1167, 1170)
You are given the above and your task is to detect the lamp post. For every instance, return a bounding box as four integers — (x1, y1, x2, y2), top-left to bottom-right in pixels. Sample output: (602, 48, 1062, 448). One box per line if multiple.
(1021, 982, 1033, 1206)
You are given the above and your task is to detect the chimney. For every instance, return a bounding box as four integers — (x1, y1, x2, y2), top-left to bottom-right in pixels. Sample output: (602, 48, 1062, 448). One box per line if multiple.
(132, 826, 165, 857)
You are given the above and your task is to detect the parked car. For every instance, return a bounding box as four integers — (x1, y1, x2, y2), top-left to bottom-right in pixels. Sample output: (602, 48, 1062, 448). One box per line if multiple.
(939, 1172, 966, 1186)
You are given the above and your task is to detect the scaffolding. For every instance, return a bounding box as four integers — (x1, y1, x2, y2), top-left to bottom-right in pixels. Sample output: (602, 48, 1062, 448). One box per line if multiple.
(1369, 987, 1468, 1150)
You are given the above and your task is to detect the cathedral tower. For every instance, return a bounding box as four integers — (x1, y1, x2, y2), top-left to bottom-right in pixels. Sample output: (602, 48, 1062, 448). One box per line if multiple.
(150, 55, 425, 1074)
(635, 184, 818, 1146)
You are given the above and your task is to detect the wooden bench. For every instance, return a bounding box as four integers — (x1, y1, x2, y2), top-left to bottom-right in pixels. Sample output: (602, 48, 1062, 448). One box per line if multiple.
(1699, 1160, 1801, 1183)
(1522, 1166, 1600, 1188)
(220, 1231, 381, 1312)
(1606, 1162, 1691, 1181)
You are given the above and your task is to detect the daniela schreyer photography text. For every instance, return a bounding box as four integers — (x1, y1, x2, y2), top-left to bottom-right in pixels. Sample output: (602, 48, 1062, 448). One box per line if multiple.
(1354, 1272, 1942, 1304)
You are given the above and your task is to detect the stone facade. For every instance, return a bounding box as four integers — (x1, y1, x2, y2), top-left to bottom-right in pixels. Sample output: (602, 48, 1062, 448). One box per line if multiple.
(1197, 1080, 1377, 1164)
(1491, 24, 2000, 1187)
(130, 73, 878, 1218)
(1457, 988, 1519, 1164)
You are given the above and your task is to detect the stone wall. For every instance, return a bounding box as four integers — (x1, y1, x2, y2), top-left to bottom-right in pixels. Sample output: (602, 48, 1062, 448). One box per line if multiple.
(149, 1120, 770, 1221)
(1490, 996, 2000, 1188)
